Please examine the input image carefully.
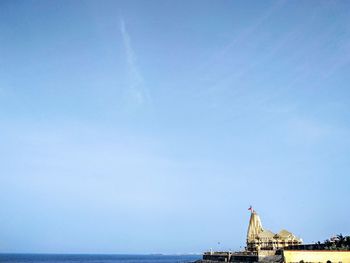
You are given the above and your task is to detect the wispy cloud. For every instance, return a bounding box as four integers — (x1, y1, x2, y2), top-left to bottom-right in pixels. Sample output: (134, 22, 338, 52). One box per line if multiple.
(196, 0, 287, 77)
(120, 18, 151, 108)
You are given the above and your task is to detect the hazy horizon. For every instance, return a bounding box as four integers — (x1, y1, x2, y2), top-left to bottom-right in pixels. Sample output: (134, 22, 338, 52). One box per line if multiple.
(1, 0, 350, 254)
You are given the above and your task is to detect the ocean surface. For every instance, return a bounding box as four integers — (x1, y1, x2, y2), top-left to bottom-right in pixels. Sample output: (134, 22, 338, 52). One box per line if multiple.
(0, 254, 201, 263)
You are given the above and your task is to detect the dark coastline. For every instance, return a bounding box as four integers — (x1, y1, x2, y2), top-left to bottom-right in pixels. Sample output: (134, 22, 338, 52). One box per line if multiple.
(0, 254, 201, 263)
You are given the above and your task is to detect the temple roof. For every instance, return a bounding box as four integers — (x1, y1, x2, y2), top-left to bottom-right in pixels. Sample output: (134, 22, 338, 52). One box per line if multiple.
(258, 229, 275, 239)
(278, 229, 293, 237)
(276, 229, 302, 241)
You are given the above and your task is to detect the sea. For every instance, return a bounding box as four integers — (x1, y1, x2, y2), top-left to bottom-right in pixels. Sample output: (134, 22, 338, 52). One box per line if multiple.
(0, 254, 201, 263)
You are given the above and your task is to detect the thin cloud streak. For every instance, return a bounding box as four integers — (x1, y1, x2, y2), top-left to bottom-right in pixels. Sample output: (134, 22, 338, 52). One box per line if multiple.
(120, 18, 151, 107)
(196, 0, 287, 77)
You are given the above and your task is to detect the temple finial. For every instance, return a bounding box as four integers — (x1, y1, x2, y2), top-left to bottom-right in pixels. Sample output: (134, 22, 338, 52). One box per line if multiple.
(248, 205, 253, 213)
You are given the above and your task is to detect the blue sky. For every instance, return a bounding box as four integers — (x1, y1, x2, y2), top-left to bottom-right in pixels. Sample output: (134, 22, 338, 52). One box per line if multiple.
(1, 0, 350, 254)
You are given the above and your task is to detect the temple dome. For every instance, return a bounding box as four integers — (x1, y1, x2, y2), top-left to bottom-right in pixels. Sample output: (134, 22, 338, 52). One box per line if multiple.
(258, 229, 275, 239)
(278, 229, 293, 238)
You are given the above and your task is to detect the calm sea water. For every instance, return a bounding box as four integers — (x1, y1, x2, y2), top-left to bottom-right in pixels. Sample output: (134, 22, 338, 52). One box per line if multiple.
(0, 254, 201, 263)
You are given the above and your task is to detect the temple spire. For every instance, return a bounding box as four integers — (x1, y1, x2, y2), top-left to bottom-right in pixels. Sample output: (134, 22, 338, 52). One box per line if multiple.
(246, 208, 263, 242)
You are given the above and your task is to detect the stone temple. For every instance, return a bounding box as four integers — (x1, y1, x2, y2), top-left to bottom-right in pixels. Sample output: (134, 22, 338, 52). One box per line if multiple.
(246, 209, 302, 252)
(202, 208, 350, 262)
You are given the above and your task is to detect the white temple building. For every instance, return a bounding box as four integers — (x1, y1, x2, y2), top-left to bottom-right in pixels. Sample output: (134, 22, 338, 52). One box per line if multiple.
(246, 209, 302, 252)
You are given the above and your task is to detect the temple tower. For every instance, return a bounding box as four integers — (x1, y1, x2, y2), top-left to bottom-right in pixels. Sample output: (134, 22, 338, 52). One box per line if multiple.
(247, 210, 264, 243)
